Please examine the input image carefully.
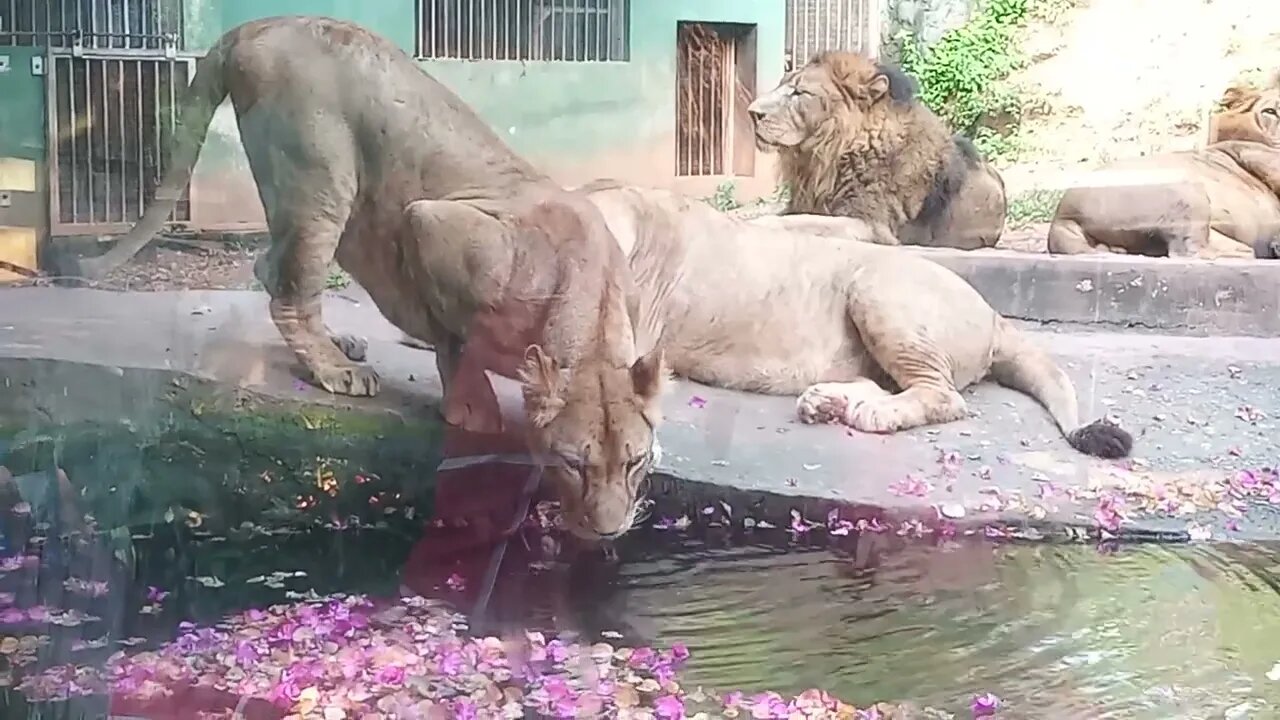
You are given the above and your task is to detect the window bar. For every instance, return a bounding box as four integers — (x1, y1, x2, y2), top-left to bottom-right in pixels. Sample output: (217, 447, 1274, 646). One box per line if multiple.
(83, 61, 97, 223)
(587, 0, 596, 61)
(573, 0, 582, 62)
(113, 59, 124, 222)
(135, 59, 144, 221)
(676, 33, 685, 175)
(167, 60, 177, 220)
(509, 0, 519, 60)
(98, 59, 110, 222)
(153, 60, 163, 219)
(500, 0, 509, 61)
(695, 32, 704, 176)
(466, 0, 474, 59)
(66, 59, 80, 222)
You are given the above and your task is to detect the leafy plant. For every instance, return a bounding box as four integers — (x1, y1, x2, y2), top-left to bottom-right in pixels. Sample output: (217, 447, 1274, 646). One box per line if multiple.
(895, 0, 1037, 159)
(707, 181, 742, 212)
(1006, 188, 1064, 228)
(326, 264, 352, 290)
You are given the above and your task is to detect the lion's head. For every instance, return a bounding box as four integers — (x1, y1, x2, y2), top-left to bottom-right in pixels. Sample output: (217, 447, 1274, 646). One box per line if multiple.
(1210, 80, 1280, 146)
(747, 51, 918, 151)
(518, 342, 667, 542)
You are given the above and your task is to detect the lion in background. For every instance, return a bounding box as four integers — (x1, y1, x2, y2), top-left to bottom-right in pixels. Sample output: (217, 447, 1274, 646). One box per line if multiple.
(75, 16, 667, 541)
(1047, 81, 1280, 260)
(1208, 75, 1280, 147)
(578, 180, 1132, 459)
(746, 51, 1008, 250)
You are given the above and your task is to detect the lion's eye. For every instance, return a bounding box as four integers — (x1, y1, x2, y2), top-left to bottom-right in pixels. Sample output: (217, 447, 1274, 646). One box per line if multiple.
(1263, 107, 1278, 116)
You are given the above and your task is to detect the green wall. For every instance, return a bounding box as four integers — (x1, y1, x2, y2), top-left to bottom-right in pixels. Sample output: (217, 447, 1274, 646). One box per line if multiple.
(0, 47, 46, 162)
(180, 0, 785, 169)
(0, 1, 784, 227)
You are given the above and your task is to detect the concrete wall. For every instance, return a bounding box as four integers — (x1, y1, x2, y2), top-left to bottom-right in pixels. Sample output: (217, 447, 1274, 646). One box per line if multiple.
(179, 1, 787, 229)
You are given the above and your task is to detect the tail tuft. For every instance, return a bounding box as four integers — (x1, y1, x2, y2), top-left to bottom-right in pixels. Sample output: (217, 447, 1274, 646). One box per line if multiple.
(1067, 419, 1133, 459)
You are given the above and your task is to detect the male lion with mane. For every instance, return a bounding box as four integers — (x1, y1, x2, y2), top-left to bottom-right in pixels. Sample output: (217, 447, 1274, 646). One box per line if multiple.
(746, 51, 1008, 250)
(1048, 82, 1280, 260)
(576, 180, 1132, 459)
(73, 16, 666, 541)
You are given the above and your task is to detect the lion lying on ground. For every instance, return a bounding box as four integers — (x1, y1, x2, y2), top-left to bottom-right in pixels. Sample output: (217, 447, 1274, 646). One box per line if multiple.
(1048, 83, 1280, 260)
(573, 180, 1131, 458)
(746, 51, 1008, 250)
(1208, 78, 1280, 147)
(74, 16, 666, 541)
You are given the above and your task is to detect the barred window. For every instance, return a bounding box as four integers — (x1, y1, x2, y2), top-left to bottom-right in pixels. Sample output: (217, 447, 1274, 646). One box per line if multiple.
(785, 0, 876, 70)
(417, 0, 630, 62)
(0, 0, 183, 50)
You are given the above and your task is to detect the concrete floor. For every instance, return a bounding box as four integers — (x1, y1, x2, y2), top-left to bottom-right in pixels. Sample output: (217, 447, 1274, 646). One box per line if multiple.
(1, 284, 1278, 540)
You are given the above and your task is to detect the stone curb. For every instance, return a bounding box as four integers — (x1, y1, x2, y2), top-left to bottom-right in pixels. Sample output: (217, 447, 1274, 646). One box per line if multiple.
(905, 248, 1280, 337)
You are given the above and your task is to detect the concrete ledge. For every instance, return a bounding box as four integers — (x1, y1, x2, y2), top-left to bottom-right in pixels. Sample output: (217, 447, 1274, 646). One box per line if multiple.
(907, 248, 1280, 337)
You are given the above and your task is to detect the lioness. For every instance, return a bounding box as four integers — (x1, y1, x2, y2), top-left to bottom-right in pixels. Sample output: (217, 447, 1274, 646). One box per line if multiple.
(75, 16, 665, 540)
(1046, 140, 1280, 260)
(747, 51, 1008, 251)
(579, 181, 1132, 459)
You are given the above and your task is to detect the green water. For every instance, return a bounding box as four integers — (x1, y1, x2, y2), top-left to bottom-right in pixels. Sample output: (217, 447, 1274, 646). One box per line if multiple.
(3, 414, 1280, 718)
(5, 515, 1280, 719)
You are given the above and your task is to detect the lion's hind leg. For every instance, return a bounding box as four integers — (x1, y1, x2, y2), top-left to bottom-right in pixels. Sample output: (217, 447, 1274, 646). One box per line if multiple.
(845, 372, 968, 434)
(796, 379, 891, 425)
(837, 265, 991, 435)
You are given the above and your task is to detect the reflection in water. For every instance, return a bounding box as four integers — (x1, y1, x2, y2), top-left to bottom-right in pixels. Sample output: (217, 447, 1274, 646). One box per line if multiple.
(5, 459, 1280, 719)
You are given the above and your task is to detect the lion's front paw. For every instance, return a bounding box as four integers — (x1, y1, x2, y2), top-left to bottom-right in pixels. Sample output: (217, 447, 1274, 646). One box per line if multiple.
(796, 384, 853, 425)
(309, 364, 380, 397)
(847, 398, 903, 435)
(330, 333, 369, 362)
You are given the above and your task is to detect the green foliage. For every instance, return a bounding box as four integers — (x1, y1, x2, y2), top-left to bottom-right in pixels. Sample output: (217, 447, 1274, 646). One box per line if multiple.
(703, 181, 791, 213)
(1006, 188, 1064, 228)
(895, 0, 1038, 160)
(708, 181, 742, 212)
(326, 264, 352, 290)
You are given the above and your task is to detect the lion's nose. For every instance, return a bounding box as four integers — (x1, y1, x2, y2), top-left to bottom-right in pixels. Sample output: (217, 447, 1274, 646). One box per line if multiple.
(748, 106, 766, 123)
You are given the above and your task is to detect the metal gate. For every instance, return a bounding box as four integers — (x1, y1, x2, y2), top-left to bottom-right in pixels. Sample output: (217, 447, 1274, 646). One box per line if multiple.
(47, 51, 193, 234)
(1, 0, 190, 235)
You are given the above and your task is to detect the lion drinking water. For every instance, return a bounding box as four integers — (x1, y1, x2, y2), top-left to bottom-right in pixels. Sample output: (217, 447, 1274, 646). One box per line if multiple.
(74, 16, 665, 540)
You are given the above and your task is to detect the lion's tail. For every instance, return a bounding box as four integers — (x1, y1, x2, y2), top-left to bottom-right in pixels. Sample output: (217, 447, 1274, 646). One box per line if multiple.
(988, 317, 1133, 459)
(76, 35, 233, 280)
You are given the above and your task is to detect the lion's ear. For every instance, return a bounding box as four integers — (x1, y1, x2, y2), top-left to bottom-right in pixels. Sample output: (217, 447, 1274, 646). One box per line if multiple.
(519, 344, 570, 428)
(1218, 84, 1257, 112)
(867, 73, 891, 103)
(630, 345, 669, 424)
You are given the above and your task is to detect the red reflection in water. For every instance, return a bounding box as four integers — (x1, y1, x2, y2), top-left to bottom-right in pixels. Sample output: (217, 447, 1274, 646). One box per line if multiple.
(104, 424, 549, 719)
